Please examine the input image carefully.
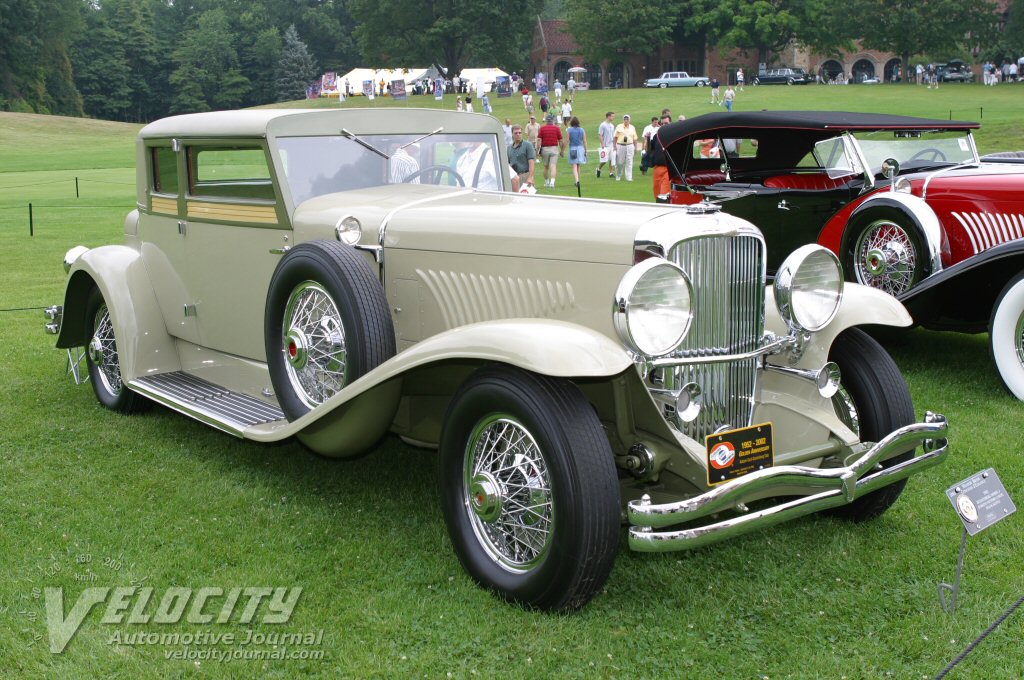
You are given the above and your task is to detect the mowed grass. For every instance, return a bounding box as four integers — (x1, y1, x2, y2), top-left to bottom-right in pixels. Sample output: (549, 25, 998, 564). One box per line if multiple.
(2, 83, 1024, 679)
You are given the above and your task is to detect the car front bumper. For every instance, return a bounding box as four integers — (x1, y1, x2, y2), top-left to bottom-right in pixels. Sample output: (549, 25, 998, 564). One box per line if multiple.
(627, 412, 949, 552)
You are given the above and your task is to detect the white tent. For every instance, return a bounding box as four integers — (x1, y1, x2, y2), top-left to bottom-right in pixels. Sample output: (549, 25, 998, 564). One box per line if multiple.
(458, 67, 510, 93)
(334, 67, 439, 95)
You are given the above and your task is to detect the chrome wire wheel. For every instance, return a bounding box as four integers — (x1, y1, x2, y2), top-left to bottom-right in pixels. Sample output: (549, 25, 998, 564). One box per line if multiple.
(853, 220, 918, 296)
(89, 303, 123, 396)
(831, 385, 860, 436)
(281, 281, 347, 409)
(463, 415, 554, 572)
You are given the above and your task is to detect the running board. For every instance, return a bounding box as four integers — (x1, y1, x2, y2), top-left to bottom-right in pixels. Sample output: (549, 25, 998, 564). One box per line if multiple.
(130, 372, 286, 437)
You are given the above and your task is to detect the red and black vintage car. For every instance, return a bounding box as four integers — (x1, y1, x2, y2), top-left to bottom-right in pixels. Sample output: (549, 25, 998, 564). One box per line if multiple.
(657, 111, 1024, 399)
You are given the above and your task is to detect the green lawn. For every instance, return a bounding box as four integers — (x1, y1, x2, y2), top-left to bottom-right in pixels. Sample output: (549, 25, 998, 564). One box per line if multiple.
(2, 85, 1024, 678)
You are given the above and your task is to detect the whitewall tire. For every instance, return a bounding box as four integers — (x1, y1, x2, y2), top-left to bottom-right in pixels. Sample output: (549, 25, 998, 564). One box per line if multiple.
(990, 272, 1024, 400)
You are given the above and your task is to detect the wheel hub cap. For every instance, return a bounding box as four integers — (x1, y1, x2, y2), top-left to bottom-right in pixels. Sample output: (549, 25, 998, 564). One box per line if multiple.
(469, 473, 503, 522)
(285, 328, 309, 369)
(89, 336, 106, 365)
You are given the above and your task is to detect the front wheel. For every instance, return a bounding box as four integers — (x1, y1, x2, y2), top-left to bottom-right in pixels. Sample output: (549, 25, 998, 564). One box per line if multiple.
(85, 287, 149, 414)
(990, 272, 1024, 400)
(659, 82, 668, 89)
(826, 328, 916, 521)
(752, 77, 760, 86)
(439, 366, 620, 611)
(846, 209, 927, 296)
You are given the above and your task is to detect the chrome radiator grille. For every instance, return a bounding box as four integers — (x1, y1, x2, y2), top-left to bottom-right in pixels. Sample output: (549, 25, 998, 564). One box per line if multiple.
(664, 233, 765, 441)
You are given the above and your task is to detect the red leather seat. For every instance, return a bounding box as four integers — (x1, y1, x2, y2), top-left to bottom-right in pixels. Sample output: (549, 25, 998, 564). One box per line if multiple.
(684, 171, 727, 185)
(763, 173, 854, 190)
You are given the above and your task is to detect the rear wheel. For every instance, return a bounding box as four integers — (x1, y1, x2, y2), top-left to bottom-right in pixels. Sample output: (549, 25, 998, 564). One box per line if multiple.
(990, 272, 1024, 400)
(85, 287, 149, 414)
(826, 328, 916, 521)
(439, 366, 620, 611)
(846, 209, 927, 296)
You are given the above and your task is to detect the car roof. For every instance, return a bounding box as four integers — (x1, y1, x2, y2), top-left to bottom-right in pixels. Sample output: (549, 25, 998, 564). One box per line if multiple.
(139, 108, 501, 139)
(658, 110, 979, 148)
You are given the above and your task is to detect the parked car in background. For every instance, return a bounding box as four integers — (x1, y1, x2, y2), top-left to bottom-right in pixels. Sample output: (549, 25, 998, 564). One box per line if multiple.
(753, 68, 810, 85)
(659, 110, 1024, 398)
(45, 108, 950, 612)
(937, 64, 973, 82)
(644, 71, 709, 88)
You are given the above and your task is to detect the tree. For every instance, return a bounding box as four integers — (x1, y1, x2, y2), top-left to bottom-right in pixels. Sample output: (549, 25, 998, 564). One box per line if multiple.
(0, 0, 82, 114)
(274, 25, 317, 102)
(169, 9, 251, 113)
(73, 10, 133, 120)
(691, 0, 851, 66)
(349, 0, 543, 78)
(565, 0, 680, 62)
(854, 0, 998, 80)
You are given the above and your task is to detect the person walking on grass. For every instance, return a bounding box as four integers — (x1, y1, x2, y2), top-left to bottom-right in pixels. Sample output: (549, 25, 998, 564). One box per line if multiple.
(613, 114, 639, 182)
(596, 111, 616, 178)
(537, 113, 565, 188)
(567, 116, 588, 190)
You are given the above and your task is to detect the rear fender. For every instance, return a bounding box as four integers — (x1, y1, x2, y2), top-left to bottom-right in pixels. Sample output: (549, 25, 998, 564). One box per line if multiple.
(57, 246, 179, 381)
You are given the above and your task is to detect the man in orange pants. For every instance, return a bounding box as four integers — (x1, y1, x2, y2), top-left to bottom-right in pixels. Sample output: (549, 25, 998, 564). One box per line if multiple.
(650, 113, 673, 201)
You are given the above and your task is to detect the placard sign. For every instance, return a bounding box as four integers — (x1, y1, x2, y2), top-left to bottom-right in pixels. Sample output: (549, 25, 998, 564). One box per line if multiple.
(946, 468, 1016, 536)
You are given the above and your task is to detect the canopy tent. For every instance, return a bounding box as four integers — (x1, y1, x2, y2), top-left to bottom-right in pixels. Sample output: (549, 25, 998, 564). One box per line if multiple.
(457, 68, 510, 93)
(330, 67, 442, 95)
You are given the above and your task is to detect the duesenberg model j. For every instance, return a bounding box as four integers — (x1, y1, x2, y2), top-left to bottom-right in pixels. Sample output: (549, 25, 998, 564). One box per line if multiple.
(46, 109, 948, 610)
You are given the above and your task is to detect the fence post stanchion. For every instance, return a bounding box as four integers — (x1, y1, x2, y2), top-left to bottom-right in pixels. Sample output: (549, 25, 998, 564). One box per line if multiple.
(29, 203, 34, 236)
(76, 176, 79, 198)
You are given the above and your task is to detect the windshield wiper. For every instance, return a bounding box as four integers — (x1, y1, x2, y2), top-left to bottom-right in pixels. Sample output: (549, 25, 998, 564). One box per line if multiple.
(400, 127, 443, 150)
(340, 128, 389, 159)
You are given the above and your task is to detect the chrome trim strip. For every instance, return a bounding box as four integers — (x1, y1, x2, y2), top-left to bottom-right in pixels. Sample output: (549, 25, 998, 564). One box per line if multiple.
(646, 335, 791, 369)
(627, 413, 949, 552)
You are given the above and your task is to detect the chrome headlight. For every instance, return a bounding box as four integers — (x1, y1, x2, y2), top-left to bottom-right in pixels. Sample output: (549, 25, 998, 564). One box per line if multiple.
(335, 215, 362, 245)
(613, 258, 694, 357)
(774, 245, 843, 333)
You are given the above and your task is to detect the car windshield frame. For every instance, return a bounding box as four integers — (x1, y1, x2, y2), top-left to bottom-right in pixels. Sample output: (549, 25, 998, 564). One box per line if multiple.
(849, 128, 979, 172)
(276, 132, 504, 206)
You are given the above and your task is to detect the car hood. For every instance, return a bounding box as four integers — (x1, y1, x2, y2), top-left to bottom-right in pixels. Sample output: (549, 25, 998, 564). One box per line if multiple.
(291, 185, 727, 265)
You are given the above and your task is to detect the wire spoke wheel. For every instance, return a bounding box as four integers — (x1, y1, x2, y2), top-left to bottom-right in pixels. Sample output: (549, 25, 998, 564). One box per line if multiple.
(90, 303, 123, 396)
(853, 220, 918, 295)
(464, 415, 554, 572)
(282, 281, 347, 409)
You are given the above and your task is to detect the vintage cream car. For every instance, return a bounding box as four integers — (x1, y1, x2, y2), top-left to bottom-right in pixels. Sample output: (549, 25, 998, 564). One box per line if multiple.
(47, 109, 949, 611)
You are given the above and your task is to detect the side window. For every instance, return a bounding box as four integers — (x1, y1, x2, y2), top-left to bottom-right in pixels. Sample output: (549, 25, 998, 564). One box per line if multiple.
(187, 146, 275, 201)
(152, 147, 178, 194)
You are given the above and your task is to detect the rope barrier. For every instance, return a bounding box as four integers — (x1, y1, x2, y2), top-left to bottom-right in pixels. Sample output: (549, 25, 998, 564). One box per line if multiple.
(934, 593, 1024, 679)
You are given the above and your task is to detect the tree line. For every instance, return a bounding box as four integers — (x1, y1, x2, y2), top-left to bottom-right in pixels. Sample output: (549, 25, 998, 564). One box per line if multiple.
(0, 0, 1016, 123)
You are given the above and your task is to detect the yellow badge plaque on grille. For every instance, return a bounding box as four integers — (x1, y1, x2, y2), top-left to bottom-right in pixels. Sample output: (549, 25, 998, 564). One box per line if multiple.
(706, 422, 773, 486)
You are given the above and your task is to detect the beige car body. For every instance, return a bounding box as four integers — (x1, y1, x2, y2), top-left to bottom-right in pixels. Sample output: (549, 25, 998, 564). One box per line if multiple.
(52, 109, 948, 565)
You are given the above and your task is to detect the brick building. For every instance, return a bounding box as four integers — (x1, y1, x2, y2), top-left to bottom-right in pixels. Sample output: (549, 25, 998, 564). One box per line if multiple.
(530, 17, 994, 88)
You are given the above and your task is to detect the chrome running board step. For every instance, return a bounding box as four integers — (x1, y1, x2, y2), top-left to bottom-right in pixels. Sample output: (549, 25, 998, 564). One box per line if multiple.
(130, 372, 285, 437)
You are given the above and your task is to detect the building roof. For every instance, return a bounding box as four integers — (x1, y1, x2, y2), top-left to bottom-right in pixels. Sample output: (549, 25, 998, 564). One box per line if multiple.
(538, 20, 579, 56)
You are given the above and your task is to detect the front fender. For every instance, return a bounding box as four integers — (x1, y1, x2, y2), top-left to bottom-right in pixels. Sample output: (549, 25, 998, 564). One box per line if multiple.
(766, 282, 912, 368)
(245, 319, 633, 443)
(56, 245, 179, 381)
(845, 192, 944, 276)
(898, 239, 1024, 331)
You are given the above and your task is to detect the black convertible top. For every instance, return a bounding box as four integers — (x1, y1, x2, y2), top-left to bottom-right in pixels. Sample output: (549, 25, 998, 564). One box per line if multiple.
(658, 111, 980, 149)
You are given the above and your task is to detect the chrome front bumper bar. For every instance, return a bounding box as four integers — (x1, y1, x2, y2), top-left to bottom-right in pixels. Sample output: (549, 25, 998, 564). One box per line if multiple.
(628, 412, 949, 552)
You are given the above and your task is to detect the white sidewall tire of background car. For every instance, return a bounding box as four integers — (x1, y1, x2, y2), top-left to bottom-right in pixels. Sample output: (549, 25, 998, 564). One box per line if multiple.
(990, 272, 1024, 400)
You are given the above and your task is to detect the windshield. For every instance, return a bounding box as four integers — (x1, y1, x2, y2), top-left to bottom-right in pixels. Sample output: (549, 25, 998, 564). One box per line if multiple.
(852, 129, 977, 170)
(277, 133, 503, 205)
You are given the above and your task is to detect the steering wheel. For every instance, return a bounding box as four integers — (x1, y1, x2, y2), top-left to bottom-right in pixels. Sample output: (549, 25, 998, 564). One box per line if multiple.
(403, 165, 465, 186)
(909, 148, 947, 162)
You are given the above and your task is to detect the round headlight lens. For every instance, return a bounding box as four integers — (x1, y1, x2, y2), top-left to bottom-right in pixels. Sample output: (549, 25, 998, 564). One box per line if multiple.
(335, 215, 362, 245)
(614, 259, 694, 357)
(774, 245, 843, 332)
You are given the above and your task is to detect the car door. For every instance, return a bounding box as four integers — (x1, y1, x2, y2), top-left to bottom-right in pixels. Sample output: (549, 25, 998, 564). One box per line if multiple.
(179, 142, 292, 361)
(138, 142, 202, 346)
